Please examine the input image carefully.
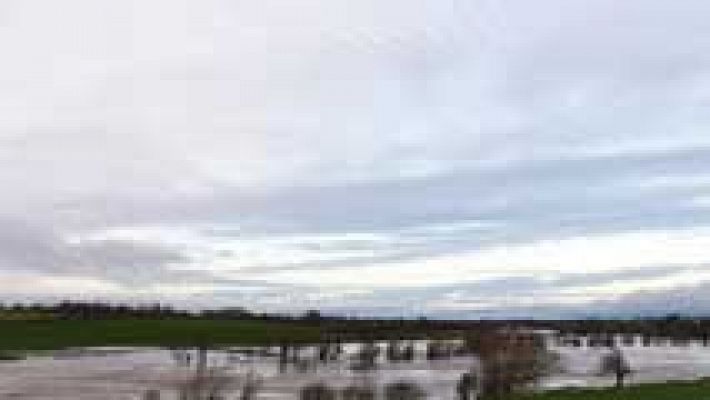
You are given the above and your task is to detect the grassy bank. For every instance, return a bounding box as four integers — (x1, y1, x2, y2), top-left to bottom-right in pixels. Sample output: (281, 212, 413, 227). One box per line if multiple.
(0, 319, 320, 349)
(509, 379, 710, 400)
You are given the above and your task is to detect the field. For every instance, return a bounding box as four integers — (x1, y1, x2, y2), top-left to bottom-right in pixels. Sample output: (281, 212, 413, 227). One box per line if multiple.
(0, 319, 320, 349)
(510, 380, 710, 400)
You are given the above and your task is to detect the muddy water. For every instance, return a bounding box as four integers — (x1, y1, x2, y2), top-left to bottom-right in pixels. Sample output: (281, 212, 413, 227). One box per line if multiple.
(546, 338, 710, 389)
(1, 337, 710, 399)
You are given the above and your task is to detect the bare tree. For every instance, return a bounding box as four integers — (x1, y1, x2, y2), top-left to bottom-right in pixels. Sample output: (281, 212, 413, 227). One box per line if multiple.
(456, 371, 478, 400)
(469, 330, 558, 399)
(599, 347, 632, 388)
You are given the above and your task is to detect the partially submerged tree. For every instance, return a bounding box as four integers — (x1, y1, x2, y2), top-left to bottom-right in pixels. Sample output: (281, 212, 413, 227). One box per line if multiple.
(599, 347, 632, 388)
(469, 330, 559, 399)
(351, 341, 380, 371)
(456, 371, 478, 400)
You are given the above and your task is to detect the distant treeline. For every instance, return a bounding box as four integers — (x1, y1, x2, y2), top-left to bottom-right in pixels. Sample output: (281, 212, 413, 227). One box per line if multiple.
(0, 301, 311, 321)
(2, 301, 709, 341)
(319, 315, 710, 342)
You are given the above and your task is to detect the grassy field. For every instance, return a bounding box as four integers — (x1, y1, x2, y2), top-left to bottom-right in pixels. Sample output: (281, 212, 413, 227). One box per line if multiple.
(0, 319, 320, 349)
(509, 380, 710, 400)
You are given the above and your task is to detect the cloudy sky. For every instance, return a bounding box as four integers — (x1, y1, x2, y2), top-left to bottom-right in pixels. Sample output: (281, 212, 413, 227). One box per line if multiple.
(2, 0, 710, 317)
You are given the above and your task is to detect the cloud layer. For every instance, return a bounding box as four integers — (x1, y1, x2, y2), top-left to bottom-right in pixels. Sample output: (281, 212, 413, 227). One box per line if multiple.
(2, 0, 710, 316)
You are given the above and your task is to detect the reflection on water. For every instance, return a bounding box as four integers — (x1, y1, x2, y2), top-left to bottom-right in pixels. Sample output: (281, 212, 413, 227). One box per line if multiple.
(341, 383, 376, 400)
(2, 333, 710, 399)
(384, 381, 426, 400)
(300, 382, 337, 400)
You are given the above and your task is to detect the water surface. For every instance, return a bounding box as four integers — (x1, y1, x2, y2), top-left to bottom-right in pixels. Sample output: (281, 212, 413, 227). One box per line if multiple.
(2, 336, 710, 399)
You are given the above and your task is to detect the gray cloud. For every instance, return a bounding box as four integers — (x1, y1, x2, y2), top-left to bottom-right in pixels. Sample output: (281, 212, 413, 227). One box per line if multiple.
(0, 218, 68, 273)
(0, 218, 196, 289)
(2, 0, 710, 315)
(290, 265, 705, 317)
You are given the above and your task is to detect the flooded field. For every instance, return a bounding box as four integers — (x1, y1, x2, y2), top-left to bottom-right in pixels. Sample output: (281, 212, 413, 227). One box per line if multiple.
(1, 335, 710, 399)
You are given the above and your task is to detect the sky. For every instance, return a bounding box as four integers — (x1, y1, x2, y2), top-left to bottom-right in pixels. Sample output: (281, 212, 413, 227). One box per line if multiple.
(2, 0, 710, 317)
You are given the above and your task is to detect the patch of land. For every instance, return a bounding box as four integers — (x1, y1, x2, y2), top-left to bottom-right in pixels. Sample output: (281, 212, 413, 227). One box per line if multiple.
(509, 379, 710, 400)
(0, 319, 320, 349)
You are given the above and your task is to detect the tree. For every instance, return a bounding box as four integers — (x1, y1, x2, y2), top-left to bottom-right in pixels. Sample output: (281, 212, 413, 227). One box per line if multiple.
(303, 309, 322, 321)
(599, 347, 632, 388)
(469, 330, 558, 399)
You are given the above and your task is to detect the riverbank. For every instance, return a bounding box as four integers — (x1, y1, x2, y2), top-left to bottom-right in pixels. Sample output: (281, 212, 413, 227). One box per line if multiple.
(0, 319, 320, 349)
(510, 379, 710, 399)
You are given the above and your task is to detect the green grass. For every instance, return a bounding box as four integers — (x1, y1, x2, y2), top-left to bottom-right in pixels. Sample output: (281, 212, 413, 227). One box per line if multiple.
(0, 311, 54, 320)
(508, 380, 710, 400)
(0, 319, 320, 350)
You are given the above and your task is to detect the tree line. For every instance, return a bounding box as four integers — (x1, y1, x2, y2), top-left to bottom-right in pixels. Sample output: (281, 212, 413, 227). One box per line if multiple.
(2, 301, 710, 342)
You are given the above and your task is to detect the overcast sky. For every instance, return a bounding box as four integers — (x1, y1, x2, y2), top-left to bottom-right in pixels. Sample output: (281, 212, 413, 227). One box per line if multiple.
(2, 0, 710, 317)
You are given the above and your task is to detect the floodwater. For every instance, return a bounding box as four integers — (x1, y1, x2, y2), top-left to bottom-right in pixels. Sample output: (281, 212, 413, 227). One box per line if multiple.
(1, 335, 710, 399)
